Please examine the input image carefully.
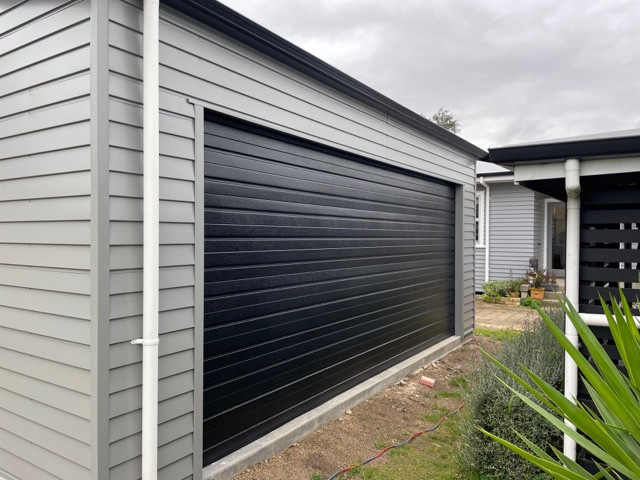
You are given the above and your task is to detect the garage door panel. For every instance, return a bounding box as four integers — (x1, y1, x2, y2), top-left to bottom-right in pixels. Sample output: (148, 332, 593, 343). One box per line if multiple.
(205, 265, 450, 314)
(204, 306, 453, 415)
(206, 237, 454, 253)
(204, 268, 453, 325)
(203, 318, 452, 460)
(204, 282, 452, 349)
(203, 159, 454, 213)
(204, 193, 454, 225)
(203, 308, 453, 418)
(204, 251, 452, 282)
(205, 244, 453, 269)
(204, 293, 454, 385)
(203, 280, 454, 359)
(205, 178, 454, 217)
(203, 114, 455, 464)
(204, 212, 454, 237)
(204, 128, 453, 199)
(205, 258, 453, 295)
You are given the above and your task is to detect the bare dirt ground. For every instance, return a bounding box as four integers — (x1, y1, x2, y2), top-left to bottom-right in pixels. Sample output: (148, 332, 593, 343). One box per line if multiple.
(234, 335, 499, 480)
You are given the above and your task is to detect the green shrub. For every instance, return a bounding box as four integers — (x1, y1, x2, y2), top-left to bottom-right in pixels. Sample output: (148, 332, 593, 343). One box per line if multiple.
(460, 308, 564, 479)
(520, 297, 541, 309)
(483, 293, 640, 479)
(484, 278, 526, 298)
(483, 280, 511, 297)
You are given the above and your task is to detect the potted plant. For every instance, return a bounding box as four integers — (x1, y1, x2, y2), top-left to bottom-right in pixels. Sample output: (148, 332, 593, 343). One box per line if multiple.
(508, 277, 525, 298)
(528, 270, 546, 300)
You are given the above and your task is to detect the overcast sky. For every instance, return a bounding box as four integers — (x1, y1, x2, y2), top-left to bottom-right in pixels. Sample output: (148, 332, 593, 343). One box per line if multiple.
(218, 0, 639, 150)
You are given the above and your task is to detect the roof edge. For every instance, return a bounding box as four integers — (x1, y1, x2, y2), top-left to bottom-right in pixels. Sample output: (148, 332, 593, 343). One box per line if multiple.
(162, 0, 487, 159)
(486, 133, 640, 165)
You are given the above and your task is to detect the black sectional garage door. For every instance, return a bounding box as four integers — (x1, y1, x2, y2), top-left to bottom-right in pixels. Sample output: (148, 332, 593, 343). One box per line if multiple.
(202, 113, 456, 464)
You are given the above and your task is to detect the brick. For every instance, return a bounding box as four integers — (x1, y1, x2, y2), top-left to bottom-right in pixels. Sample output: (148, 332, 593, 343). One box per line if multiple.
(420, 376, 435, 387)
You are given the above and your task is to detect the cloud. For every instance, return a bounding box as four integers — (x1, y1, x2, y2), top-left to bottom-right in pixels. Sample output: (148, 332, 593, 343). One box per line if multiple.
(219, 0, 640, 150)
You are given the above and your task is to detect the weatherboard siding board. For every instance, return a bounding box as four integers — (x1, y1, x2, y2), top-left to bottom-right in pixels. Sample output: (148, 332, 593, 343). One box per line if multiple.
(109, 391, 194, 443)
(110, 221, 195, 246)
(108, 370, 194, 420)
(109, 307, 195, 345)
(0, 0, 73, 34)
(0, 265, 91, 295)
(0, 408, 90, 468)
(0, 386, 90, 444)
(109, 413, 193, 468)
(0, 47, 89, 99)
(0, 2, 93, 479)
(110, 146, 196, 180)
(488, 183, 537, 280)
(0, 326, 90, 369)
(0, 306, 90, 345)
(0, 447, 62, 480)
(0, 427, 90, 480)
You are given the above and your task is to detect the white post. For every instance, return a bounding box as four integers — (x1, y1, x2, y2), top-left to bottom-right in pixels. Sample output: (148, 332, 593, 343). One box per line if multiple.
(563, 158, 581, 460)
(131, 1, 160, 479)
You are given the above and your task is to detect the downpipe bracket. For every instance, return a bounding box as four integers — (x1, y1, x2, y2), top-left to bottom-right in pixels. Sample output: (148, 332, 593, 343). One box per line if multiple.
(131, 338, 160, 346)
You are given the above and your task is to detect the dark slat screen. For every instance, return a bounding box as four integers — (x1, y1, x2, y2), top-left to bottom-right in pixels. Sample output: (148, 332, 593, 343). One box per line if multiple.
(579, 186, 639, 314)
(202, 113, 456, 464)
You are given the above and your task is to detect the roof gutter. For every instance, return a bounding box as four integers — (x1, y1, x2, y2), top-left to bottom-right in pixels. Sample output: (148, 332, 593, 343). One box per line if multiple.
(162, 0, 486, 159)
(486, 135, 640, 165)
(131, 1, 160, 479)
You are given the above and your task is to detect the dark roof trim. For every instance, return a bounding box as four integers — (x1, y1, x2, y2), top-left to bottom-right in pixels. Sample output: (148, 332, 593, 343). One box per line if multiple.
(476, 171, 514, 178)
(162, 0, 486, 159)
(486, 133, 640, 166)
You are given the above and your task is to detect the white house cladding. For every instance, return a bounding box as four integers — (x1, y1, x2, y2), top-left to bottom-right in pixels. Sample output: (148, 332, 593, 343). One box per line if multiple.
(0, 0, 484, 479)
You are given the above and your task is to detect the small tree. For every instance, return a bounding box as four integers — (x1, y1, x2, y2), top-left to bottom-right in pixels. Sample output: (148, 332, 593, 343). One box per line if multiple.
(431, 108, 461, 134)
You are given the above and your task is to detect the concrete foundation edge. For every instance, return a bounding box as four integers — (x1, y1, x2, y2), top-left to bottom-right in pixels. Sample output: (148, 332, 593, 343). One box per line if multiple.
(203, 334, 466, 480)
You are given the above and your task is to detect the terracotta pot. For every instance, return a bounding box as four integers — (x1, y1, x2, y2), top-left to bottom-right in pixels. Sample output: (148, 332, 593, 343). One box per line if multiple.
(530, 287, 545, 300)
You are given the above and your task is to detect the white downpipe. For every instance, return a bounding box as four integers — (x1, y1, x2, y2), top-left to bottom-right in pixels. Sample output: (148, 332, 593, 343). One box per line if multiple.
(131, 1, 160, 479)
(478, 178, 490, 283)
(564, 158, 580, 460)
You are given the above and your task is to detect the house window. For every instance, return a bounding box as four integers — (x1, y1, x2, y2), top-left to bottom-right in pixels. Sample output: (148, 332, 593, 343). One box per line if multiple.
(476, 191, 485, 246)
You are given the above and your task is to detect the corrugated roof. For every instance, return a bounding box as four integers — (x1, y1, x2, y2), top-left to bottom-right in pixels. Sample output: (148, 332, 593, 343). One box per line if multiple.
(476, 160, 511, 176)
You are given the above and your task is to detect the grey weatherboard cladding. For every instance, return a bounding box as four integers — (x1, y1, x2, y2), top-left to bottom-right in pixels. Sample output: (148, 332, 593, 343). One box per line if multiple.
(0, 0, 481, 478)
(202, 113, 455, 463)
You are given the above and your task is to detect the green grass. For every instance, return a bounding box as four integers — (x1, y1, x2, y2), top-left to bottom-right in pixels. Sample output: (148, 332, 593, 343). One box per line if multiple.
(343, 414, 469, 480)
(474, 328, 520, 342)
(434, 389, 462, 400)
(448, 376, 469, 390)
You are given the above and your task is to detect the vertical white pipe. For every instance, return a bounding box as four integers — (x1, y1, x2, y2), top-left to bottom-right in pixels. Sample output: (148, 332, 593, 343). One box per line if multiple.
(478, 178, 490, 282)
(131, 1, 159, 479)
(564, 158, 580, 460)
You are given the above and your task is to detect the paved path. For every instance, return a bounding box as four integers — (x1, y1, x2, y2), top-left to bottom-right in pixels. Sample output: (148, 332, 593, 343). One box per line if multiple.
(475, 296, 540, 330)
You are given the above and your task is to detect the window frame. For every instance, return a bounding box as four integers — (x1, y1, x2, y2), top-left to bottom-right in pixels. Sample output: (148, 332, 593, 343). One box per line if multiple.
(475, 190, 485, 247)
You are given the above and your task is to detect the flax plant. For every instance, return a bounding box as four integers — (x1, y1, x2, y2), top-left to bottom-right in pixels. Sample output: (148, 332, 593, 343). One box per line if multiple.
(481, 291, 640, 479)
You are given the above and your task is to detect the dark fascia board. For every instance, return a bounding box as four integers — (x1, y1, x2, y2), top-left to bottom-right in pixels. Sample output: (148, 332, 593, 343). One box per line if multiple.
(486, 134, 640, 166)
(162, 0, 487, 159)
(476, 170, 513, 178)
